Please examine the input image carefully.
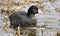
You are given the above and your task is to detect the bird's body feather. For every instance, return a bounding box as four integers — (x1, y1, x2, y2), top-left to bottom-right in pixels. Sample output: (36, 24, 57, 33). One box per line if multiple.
(9, 5, 38, 28)
(9, 11, 37, 27)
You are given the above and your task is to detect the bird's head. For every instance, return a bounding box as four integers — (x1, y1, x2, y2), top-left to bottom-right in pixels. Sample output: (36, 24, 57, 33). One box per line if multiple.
(27, 5, 38, 17)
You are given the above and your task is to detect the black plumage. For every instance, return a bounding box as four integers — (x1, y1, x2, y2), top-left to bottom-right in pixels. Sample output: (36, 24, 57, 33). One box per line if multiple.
(9, 5, 38, 28)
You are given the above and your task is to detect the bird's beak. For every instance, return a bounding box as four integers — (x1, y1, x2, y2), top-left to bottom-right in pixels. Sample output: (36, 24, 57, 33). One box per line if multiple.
(38, 9, 43, 14)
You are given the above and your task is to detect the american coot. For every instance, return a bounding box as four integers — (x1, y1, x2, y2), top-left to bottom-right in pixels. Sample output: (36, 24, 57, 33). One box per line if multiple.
(9, 5, 38, 28)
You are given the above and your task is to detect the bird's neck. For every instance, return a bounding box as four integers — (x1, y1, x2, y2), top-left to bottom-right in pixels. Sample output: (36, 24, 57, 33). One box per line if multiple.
(27, 13, 35, 18)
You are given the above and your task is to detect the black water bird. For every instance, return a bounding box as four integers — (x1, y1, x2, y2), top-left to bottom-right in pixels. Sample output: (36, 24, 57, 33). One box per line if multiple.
(9, 5, 38, 28)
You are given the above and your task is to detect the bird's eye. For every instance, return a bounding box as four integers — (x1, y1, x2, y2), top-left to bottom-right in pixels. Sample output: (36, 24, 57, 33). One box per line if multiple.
(33, 9, 38, 13)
